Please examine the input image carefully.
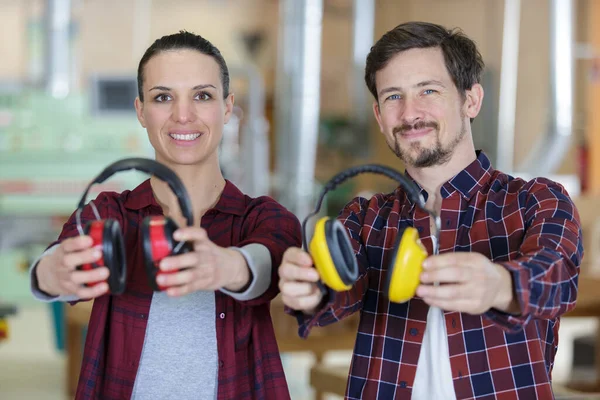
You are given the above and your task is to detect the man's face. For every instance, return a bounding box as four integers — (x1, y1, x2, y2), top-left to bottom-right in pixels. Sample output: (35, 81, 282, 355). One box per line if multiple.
(373, 47, 478, 168)
(134, 49, 233, 168)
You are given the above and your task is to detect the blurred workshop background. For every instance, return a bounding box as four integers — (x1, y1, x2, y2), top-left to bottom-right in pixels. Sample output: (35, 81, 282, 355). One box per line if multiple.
(1, 0, 600, 399)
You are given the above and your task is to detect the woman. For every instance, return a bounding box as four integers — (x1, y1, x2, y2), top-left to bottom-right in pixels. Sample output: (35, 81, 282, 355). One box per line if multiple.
(30, 30, 300, 400)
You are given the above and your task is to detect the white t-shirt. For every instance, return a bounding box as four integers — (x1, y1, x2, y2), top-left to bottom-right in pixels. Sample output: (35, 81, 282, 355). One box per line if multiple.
(412, 236, 456, 399)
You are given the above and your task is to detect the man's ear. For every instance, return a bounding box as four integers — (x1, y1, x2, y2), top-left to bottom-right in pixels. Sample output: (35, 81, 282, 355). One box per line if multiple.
(463, 83, 484, 120)
(372, 100, 384, 133)
(134, 97, 146, 128)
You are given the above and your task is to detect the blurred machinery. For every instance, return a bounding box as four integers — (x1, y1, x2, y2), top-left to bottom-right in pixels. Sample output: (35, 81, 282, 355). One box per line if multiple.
(0, 86, 150, 304)
(0, 303, 17, 343)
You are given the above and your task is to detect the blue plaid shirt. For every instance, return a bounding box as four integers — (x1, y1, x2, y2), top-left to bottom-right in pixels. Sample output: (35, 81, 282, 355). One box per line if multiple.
(293, 151, 583, 399)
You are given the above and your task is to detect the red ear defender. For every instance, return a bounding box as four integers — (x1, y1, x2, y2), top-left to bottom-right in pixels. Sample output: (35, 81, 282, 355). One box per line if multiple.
(75, 205, 127, 295)
(77, 220, 105, 284)
(142, 216, 193, 291)
(75, 158, 196, 295)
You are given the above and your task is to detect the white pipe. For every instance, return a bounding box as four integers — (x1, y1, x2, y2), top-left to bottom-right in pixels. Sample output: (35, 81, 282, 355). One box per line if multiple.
(517, 0, 575, 175)
(274, 0, 323, 220)
(46, 0, 72, 98)
(551, 0, 574, 138)
(496, 0, 521, 173)
(351, 0, 375, 147)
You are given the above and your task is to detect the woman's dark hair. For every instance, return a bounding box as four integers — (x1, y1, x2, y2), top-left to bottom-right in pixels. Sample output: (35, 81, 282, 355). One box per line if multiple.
(365, 21, 484, 101)
(137, 30, 230, 101)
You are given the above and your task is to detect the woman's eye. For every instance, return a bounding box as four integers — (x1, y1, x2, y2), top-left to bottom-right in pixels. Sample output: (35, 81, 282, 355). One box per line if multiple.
(195, 92, 212, 101)
(154, 94, 171, 102)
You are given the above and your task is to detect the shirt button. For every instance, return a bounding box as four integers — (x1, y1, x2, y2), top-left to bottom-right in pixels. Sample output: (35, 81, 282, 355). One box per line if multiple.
(409, 328, 418, 336)
(219, 360, 224, 367)
(399, 381, 407, 388)
(452, 318, 456, 328)
(219, 312, 225, 319)
(459, 371, 463, 378)
(446, 219, 451, 226)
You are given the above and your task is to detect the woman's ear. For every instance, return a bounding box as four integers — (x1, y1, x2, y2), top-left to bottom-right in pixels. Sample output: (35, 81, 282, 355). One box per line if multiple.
(134, 97, 146, 128)
(223, 93, 235, 124)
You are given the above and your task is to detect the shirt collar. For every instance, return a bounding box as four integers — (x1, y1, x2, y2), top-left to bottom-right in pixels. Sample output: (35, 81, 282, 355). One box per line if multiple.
(401, 150, 494, 204)
(397, 172, 428, 209)
(124, 179, 246, 216)
(443, 150, 494, 200)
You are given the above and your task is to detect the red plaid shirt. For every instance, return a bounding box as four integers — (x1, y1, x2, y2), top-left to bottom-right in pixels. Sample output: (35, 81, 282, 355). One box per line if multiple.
(53, 179, 301, 400)
(294, 151, 583, 399)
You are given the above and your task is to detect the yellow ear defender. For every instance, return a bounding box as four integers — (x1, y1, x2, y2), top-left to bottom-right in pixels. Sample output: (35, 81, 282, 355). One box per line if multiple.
(385, 227, 428, 303)
(302, 164, 441, 303)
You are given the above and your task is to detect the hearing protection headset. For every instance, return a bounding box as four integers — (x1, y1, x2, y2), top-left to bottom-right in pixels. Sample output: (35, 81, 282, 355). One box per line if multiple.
(75, 158, 194, 294)
(303, 164, 441, 303)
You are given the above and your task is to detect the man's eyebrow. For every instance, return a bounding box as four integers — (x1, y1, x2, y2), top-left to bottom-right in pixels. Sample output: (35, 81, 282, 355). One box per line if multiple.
(378, 86, 403, 97)
(378, 80, 446, 98)
(416, 80, 446, 88)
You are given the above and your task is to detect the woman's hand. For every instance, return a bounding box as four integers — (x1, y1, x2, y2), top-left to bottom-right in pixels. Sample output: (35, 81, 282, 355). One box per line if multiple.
(156, 227, 251, 297)
(36, 235, 110, 299)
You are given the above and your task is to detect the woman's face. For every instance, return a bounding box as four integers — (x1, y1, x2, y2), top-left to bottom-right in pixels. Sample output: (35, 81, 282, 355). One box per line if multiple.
(135, 49, 233, 168)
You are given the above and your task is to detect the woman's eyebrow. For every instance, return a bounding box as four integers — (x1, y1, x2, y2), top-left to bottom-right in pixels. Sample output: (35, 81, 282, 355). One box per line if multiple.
(148, 84, 217, 91)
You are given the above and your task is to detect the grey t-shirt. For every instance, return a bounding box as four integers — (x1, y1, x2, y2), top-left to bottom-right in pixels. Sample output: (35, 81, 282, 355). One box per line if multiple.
(130, 290, 218, 400)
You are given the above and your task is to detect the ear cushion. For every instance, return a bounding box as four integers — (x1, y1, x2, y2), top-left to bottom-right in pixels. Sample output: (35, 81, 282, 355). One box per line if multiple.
(385, 227, 428, 303)
(102, 219, 127, 294)
(78, 219, 126, 295)
(309, 217, 358, 291)
(142, 216, 193, 291)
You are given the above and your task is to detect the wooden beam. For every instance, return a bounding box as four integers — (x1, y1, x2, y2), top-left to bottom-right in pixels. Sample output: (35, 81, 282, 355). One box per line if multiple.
(586, 0, 600, 194)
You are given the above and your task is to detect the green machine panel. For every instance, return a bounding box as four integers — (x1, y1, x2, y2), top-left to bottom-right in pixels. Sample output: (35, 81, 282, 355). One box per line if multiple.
(0, 89, 151, 304)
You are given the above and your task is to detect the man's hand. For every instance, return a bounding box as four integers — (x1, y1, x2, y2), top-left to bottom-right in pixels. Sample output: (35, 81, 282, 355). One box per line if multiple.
(416, 252, 520, 315)
(36, 235, 110, 299)
(156, 227, 251, 297)
(278, 247, 323, 314)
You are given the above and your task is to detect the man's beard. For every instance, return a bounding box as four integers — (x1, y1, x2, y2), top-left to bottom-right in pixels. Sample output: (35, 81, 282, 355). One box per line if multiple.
(390, 118, 466, 168)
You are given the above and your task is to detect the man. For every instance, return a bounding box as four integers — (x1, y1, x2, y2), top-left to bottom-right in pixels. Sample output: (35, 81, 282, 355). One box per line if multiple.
(278, 21, 582, 399)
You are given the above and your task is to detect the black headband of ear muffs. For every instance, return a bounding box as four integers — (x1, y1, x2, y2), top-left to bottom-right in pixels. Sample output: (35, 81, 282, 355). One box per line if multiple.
(301, 164, 427, 250)
(76, 158, 194, 227)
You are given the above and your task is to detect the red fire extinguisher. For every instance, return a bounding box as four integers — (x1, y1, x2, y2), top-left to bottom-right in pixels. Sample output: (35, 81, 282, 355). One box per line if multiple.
(578, 139, 589, 193)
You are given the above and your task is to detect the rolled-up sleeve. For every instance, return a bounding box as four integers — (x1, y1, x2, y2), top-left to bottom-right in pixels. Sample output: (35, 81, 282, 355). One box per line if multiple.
(220, 243, 272, 301)
(485, 180, 583, 332)
(232, 198, 302, 306)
